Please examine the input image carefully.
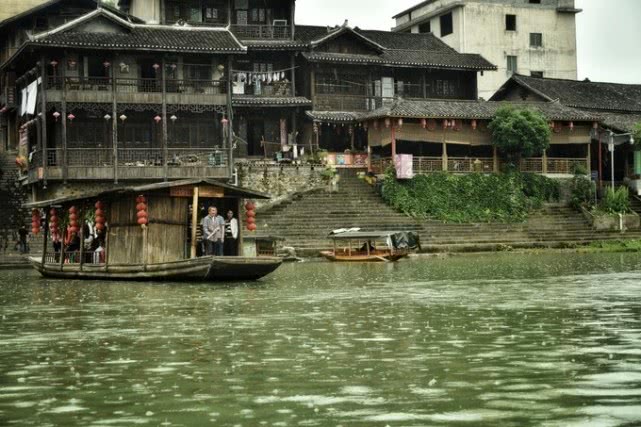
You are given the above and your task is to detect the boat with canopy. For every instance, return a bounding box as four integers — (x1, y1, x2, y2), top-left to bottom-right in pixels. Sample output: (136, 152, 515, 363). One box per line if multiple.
(320, 230, 421, 262)
(25, 179, 282, 281)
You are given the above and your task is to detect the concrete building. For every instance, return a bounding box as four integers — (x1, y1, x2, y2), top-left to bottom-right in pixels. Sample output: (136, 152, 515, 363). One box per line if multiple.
(392, 0, 581, 99)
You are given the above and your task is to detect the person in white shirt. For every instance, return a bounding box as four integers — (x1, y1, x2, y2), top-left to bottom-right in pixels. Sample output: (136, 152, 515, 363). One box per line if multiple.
(223, 210, 239, 256)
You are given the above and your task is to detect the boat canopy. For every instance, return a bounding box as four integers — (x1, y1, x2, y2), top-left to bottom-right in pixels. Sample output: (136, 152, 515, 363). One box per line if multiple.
(25, 179, 270, 209)
(329, 231, 421, 250)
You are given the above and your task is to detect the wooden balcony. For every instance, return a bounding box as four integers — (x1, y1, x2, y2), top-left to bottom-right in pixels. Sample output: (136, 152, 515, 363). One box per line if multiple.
(313, 94, 386, 112)
(230, 24, 291, 40)
(27, 147, 230, 182)
(45, 77, 227, 106)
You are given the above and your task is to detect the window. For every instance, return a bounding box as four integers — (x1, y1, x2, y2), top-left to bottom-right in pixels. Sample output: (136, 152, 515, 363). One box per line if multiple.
(418, 20, 431, 33)
(507, 56, 518, 74)
(531, 71, 544, 78)
(440, 12, 453, 37)
(530, 33, 543, 47)
(529, 0, 541, 3)
(506, 14, 517, 31)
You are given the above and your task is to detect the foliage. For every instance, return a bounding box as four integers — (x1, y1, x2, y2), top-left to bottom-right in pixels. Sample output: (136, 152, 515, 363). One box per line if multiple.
(633, 121, 641, 145)
(570, 176, 595, 210)
(380, 172, 560, 223)
(489, 106, 551, 162)
(584, 239, 641, 253)
(595, 187, 632, 215)
(570, 162, 588, 176)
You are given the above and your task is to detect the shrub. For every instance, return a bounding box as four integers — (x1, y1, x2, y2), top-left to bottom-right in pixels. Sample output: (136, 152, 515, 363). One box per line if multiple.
(597, 187, 631, 215)
(489, 106, 551, 163)
(570, 176, 595, 210)
(381, 172, 559, 223)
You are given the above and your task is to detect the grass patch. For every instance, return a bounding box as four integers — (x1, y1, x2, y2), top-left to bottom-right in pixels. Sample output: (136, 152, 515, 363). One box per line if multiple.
(381, 172, 559, 223)
(580, 240, 641, 253)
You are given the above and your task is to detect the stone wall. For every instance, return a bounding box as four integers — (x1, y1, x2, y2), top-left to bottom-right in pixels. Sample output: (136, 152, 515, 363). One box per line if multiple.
(236, 163, 325, 208)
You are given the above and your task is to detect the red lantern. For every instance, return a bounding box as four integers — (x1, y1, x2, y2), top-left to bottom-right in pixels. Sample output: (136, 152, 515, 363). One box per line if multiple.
(69, 206, 78, 214)
(569, 121, 575, 132)
(136, 203, 147, 211)
(95, 201, 104, 210)
(95, 223, 105, 232)
(247, 223, 257, 232)
(154, 115, 162, 124)
(443, 119, 449, 129)
(245, 201, 255, 211)
(137, 217, 148, 226)
(384, 118, 391, 129)
(471, 119, 478, 130)
(246, 216, 256, 225)
(421, 118, 427, 129)
(136, 195, 146, 204)
(137, 210, 148, 219)
(245, 210, 256, 218)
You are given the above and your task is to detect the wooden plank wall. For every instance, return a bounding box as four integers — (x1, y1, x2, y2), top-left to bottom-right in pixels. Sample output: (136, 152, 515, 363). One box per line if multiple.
(107, 194, 188, 265)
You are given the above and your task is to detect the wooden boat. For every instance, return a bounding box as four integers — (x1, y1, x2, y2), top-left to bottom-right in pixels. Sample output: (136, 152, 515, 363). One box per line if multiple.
(320, 230, 420, 262)
(25, 179, 283, 282)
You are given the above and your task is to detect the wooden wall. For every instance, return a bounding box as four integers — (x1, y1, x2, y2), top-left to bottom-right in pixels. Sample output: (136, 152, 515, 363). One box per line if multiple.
(107, 194, 188, 265)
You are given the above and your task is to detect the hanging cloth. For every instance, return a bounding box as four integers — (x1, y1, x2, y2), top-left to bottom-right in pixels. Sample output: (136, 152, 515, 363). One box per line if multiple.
(26, 78, 40, 116)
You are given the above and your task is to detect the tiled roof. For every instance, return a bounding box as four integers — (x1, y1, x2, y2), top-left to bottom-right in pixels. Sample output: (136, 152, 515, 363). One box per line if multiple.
(31, 26, 246, 52)
(495, 74, 641, 113)
(246, 25, 495, 71)
(232, 96, 312, 107)
(596, 113, 641, 133)
(306, 111, 363, 123)
(303, 50, 495, 71)
(359, 99, 600, 122)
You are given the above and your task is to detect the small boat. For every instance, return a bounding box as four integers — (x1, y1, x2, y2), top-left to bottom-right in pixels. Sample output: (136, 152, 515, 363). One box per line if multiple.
(25, 179, 283, 282)
(320, 230, 420, 262)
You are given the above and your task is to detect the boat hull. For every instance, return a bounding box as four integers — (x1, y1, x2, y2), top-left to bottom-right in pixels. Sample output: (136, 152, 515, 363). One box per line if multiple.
(319, 251, 408, 263)
(29, 256, 282, 282)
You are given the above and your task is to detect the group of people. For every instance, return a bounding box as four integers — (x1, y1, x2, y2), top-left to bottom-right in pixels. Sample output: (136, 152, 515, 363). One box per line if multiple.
(201, 207, 239, 257)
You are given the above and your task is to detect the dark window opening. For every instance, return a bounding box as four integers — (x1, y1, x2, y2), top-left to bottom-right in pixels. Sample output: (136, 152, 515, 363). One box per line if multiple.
(529, 0, 541, 3)
(418, 20, 431, 33)
(506, 14, 517, 31)
(440, 12, 453, 37)
(530, 33, 543, 47)
(531, 71, 544, 78)
(507, 56, 518, 74)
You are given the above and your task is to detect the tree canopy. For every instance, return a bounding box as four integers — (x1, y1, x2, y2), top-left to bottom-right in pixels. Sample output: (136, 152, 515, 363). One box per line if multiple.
(633, 121, 641, 144)
(489, 106, 551, 162)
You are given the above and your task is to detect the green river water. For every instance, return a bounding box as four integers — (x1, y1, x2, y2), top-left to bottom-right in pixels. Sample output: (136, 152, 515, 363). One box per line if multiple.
(1, 252, 641, 426)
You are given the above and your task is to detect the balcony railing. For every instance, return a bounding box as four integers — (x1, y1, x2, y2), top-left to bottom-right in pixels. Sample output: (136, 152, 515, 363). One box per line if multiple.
(413, 156, 443, 174)
(45, 77, 227, 95)
(233, 81, 292, 97)
(448, 157, 495, 173)
(314, 94, 386, 112)
(519, 157, 589, 175)
(230, 24, 291, 40)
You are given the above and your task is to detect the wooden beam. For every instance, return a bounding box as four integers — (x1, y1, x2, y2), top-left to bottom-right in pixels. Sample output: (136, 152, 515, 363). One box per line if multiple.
(40, 55, 48, 187)
(191, 186, 200, 259)
(161, 56, 168, 182)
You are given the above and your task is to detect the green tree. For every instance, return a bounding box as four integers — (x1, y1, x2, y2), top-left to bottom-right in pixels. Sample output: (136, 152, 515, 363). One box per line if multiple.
(489, 106, 551, 164)
(633, 121, 641, 144)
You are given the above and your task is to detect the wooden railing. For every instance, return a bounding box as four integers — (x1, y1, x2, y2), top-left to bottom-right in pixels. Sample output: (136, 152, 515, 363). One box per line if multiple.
(371, 158, 394, 174)
(230, 24, 291, 40)
(314, 94, 386, 112)
(45, 77, 227, 95)
(413, 156, 443, 174)
(447, 157, 495, 173)
(519, 157, 588, 174)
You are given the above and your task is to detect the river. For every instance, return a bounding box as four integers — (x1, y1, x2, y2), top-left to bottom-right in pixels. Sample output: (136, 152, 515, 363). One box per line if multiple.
(1, 252, 641, 426)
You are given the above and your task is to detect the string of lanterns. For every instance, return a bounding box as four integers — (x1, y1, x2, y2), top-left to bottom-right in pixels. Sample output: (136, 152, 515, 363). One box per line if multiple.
(94, 201, 106, 233)
(31, 209, 41, 235)
(244, 201, 257, 232)
(136, 195, 148, 228)
(49, 208, 60, 243)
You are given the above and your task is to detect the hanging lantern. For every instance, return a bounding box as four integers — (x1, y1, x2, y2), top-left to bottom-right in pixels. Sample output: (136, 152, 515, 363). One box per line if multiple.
(95, 201, 107, 232)
(119, 114, 127, 122)
(373, 120, 379, 130)
(49, 60, 59, 68)
(553, 121, 563, 133)
(170, 115, 178, 122)
(397, 118, 403, 128)
(245, 201, 257, 232)
(313, 122, 318, 134)
(443, 119, 449, 129)
(104, 114, 112, 121)
(152, 63, 160, 71)
(384, 118, 391, 129)
(363, 122, 368, 131)
(136, 195, 148, 227)
(31, 209, 41, 235)
(348, 125, 354, 135)
(68, 206, 79, 237)
(67, 113, 75, 122)
(154, 115, 162, 124)
(450, 120, 456, 129)
(593, 122, 599, 130)
(103, 61, 111, 68)
(421, 118, 427, 129)
(569, 121, 575, 132)
(52, 111, 61, 122)
(0, 106, 8, 114)
(471, 119, 478, 130)
(221, 115, 229, 127)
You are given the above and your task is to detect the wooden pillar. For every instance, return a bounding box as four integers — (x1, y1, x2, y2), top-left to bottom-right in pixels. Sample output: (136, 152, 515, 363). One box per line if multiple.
(493, 146, 499, 173)
(78, 219, 85, 270)
(41, 211, 49, 265)
(422, 72, 427, 99)
(586, 142, 592, 174)
(112, 64, 118, 184)
(104, 223, 110, 269)
(191, 186, 200, 259)
(290, 0, 295, 39)
(350, 126, 355, 151)
(391, 125, 397, 164)
(40, 56, 48, 187)
(367, 145, 372, 173)
(237, 198, 243, 257)
(290, 54, 296, 96)
(161, 56, 168, 182)
(61, 55, 68, 183)
(542, 149, 548, 174)
(59, 223, 66, 270)
(442, 128, 448, 172)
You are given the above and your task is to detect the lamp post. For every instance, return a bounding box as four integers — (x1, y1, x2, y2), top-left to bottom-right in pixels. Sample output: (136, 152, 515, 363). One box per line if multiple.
(603, 130, 635, 191)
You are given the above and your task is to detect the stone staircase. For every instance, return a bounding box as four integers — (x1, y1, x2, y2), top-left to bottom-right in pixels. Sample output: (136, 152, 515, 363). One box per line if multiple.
(257, 171, 641, 256)
(0, 150, 32, 262)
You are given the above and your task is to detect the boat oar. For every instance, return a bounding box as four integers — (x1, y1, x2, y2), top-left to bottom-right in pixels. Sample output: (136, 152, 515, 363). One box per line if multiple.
(373, 255, 391, 263)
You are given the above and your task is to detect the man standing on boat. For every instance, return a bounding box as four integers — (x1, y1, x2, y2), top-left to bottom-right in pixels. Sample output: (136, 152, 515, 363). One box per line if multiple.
(203, 207, 225, 256)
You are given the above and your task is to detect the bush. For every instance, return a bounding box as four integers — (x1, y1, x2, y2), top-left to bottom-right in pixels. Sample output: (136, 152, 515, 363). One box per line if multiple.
(597, 187, 631, 215)
(381, 172, 560, 223)
(570, 176, 595, 210)
(489, 106, 551, 163)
